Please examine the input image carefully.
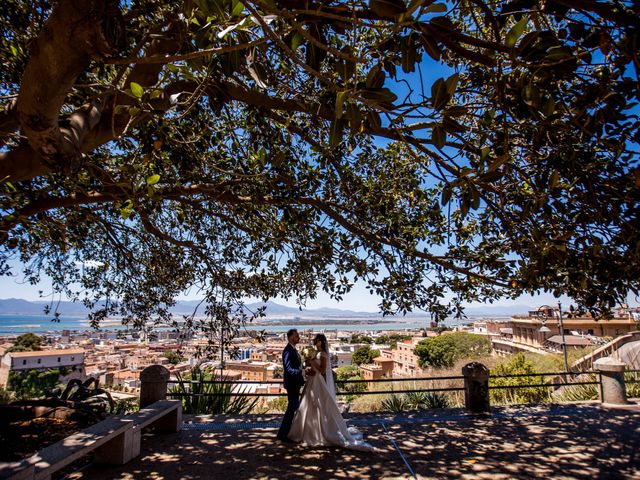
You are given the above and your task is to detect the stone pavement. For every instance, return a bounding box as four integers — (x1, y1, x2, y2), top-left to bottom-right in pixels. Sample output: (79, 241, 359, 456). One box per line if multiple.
(71, 403, 640, 480)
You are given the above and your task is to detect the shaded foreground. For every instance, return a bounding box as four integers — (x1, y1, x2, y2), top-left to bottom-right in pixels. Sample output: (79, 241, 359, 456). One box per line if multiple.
(71, 403, 640, 479)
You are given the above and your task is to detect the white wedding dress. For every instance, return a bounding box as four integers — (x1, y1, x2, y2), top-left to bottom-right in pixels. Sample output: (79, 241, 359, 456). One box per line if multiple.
(288, 351, 374, 452)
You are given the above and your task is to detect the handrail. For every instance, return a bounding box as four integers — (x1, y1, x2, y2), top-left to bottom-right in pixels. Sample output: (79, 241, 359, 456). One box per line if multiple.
(165, 370, 603, 399)
(166, 375, 466, 385)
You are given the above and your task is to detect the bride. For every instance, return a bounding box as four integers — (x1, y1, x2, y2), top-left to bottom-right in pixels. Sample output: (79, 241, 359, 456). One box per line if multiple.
(288, 333, 375, 452)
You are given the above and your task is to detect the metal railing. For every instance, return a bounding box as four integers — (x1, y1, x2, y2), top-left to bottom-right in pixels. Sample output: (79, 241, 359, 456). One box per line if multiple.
(165, 371, 601, 398)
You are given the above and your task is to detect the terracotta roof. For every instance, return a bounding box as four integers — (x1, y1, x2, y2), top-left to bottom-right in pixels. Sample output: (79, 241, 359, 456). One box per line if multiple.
(8, 349, 85, 358)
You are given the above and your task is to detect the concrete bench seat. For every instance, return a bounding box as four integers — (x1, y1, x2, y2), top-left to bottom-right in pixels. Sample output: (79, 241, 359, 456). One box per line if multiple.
(30, 416, 133, 480)
(0, 400, 182, 480)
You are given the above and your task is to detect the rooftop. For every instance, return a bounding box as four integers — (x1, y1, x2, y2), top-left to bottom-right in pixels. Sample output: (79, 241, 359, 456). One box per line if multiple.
(6, 348, 85, 358)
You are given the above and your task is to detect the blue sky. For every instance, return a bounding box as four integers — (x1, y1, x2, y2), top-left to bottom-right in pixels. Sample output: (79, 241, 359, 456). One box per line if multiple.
(0, 256, 607, 313)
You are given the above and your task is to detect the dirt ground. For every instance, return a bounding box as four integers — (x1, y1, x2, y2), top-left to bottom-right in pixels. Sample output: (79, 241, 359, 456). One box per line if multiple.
(71, 403, 640, 480)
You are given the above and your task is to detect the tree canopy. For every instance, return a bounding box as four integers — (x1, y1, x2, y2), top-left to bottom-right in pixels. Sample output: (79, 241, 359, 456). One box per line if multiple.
(352, 344, 381, 365)
(1, 0, 639, 332)
(414, 331, 491, 368)
(6, 333, 43, 353)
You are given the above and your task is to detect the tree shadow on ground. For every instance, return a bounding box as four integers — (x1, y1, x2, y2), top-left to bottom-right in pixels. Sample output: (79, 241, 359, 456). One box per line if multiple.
(71, 404, 640, 480)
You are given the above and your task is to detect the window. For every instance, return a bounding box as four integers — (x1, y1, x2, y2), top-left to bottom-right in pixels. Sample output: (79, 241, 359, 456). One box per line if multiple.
(71, 357, 75, 361)
(37, 359, 41, 364)
(58, 357, 61, 362)
(22, 360, 26, 365)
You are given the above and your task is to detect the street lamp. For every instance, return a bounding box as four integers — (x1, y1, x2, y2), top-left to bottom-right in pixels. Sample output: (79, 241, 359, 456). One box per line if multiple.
(537, 303, 569, 374)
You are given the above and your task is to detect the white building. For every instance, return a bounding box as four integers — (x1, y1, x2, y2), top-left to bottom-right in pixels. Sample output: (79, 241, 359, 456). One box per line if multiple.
(0, 348, 85, 387)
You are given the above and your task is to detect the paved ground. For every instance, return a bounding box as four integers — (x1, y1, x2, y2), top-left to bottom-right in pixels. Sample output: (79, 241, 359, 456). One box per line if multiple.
(72, 403, 640, 480)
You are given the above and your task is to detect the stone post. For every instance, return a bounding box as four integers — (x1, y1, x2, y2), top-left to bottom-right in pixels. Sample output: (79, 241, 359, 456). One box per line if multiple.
(139, 364, 170, 408)
(462, 362, 490, 413)
(594, 357, 628, 406)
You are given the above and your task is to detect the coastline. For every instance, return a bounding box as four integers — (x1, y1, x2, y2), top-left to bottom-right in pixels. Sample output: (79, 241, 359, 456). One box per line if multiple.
(0, 313, 508, 336)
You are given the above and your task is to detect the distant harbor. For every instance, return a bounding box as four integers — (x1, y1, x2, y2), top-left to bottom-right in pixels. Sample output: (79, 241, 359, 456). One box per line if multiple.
(0, 313, 503, 335)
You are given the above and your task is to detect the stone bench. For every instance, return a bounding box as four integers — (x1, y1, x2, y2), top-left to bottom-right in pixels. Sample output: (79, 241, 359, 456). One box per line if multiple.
(125, 400, 181, 458)
(0, 400, 182, 480)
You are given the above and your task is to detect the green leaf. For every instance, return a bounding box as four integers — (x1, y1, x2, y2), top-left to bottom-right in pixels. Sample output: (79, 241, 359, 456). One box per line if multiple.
(248, 63, 268, 89)
(360, 88, 397, 105)
(542, 97, 556, 116)
(545, 46, 573, 61)
(130, 82, 144, 98)
(231, 0, 244, 17)
(425, 3, 447, 13)
(369, 0, 407, 18)
(506, 16, 529, 48)
(420, 33, 441, 61)
(441, 184, 452, 206)
(128, 106, 141, 116)
(291, 32, 304, 51)
(445, 73, 459, 96)
(335, 91, 348, 119)
(521, 83, 540, 107)
(431, 78, 450, 110)
(432, 125, 447, 149)
(146, 174, 161, 185)
(365, 64, 385, 89)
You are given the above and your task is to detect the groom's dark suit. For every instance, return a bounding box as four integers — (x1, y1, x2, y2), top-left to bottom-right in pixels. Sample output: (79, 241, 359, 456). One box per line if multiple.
(277, 342, 304, 440)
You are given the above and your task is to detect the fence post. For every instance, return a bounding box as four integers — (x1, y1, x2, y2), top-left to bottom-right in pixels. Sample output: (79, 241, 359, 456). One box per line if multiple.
(139, 364, 170, 408)
(462, 362, 490, 413)
(594, 357, 628, 406)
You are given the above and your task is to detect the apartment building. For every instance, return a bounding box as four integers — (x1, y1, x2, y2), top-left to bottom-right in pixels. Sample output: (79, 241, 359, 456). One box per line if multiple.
(0, 348, 85, 387)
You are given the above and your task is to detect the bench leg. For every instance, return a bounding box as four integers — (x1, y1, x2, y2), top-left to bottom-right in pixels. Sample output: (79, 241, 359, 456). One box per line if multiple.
(152, 406, 182, 433)
(131, 428, 142, 459)
(94, 427, 135, 465)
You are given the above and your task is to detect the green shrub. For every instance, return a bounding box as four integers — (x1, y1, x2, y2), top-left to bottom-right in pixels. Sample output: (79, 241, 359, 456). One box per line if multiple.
(335, 365, 367, 398)
(0, 387, 11, 405)
(414, 332, 491, 369)
(267, 395, 288, 412)
(7, 369, 63, 400)
(113, 398, 140, 415)
(490, 353, 551, 405)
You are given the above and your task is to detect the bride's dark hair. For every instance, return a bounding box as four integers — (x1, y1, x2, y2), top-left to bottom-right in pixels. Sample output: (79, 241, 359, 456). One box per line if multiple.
(313, 333, 328, 353)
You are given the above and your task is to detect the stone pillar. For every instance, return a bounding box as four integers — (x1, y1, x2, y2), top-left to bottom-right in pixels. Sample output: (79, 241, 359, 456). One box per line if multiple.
(462, 362, 490, 413)
(594, 357, 628, 406)
(139, 365, 170, 408)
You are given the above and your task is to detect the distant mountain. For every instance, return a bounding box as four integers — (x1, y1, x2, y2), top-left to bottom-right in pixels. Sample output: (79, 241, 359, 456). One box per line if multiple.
(0, 298, 533, 319)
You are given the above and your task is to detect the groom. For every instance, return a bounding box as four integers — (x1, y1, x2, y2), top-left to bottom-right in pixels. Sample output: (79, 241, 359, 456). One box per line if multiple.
(277, 328, 313, 442)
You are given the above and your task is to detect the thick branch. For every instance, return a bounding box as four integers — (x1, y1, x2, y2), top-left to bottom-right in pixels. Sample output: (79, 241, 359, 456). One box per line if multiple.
(16, 0, 125, 161)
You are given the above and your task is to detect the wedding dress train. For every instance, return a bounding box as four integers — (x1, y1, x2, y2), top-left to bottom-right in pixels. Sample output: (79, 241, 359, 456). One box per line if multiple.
(288, 351, 374, 452)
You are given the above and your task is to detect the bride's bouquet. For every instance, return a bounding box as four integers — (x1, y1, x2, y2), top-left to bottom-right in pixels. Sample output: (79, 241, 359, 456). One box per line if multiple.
(300, 346, 316, 365)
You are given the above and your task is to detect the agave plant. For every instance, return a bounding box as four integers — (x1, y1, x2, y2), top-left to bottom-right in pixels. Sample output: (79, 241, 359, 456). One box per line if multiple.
(404, 391, 452, 410)
(381, 394, 408, 413)
(625, 372, 640, 398)
(170, 367, 258, 415)
(555, 374, 598, 402)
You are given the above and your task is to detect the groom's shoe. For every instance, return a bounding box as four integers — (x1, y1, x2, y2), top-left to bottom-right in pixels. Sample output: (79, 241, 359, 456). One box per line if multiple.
(277, 435, 295, 444)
